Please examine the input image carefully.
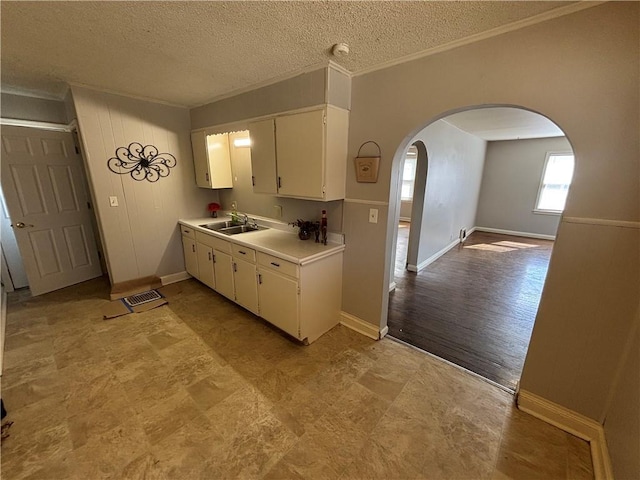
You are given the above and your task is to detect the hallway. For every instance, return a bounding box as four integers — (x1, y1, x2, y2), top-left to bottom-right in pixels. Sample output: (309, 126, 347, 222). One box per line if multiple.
(388, 224, 553, 390)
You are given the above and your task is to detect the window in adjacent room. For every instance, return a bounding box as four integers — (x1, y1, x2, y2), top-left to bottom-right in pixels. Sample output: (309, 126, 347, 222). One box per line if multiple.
(534, 152, 575, 213)
(401, 146, 418, 201)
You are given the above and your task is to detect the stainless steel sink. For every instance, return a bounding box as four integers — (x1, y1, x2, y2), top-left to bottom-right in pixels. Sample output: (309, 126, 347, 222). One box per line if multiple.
(218, 225, 268, 235)
(200, 221, 268, 235)
(200, 221, 237, 231)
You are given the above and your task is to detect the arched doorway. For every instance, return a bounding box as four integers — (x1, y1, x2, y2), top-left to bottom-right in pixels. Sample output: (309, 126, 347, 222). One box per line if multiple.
(385, 106, 575, 391)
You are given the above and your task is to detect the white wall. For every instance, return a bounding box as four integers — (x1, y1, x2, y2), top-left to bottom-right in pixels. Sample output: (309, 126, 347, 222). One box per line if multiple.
(476, 136, 572, 236)
(341, 1, 638, 425)
(1, 93, 68, 124)
(412, 120, 486, 267)
(72, 86, 219, 284)
(399, 200, 412, 220)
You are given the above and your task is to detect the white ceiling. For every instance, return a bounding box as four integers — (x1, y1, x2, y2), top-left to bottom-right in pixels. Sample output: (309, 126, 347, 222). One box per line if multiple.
(0, 1, 581, 107)
(444, 108, 565, 141)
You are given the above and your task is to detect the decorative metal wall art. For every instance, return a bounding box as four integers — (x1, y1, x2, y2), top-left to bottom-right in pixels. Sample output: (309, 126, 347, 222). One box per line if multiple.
(107, 142, 176, 182)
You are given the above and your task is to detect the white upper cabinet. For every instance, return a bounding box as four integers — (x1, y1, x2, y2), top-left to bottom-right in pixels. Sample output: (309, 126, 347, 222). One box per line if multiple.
(248, 105, 349, 201)
(191, 131, 233, 189)
(248, 119, 278, 194)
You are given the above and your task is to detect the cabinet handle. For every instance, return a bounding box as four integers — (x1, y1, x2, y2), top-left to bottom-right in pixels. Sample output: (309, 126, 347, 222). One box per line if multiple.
(258, 274, 262, 284)
(184, 229, 190, 234)
(278, 176, 282, 189)
(205, 172, 209, 183)
(238, 250, 246, 255)
(192, 244, 195, 253)
(270, 262, 280, 267)
(251, 176, 255, 186)
(233, 262, 237, 272)
(208, 251, 211, 261)
(212, 253, 216, 264)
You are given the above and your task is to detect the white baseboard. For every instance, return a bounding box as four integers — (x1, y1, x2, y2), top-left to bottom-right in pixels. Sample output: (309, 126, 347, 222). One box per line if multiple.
(475, 227, 556, 241)
(517, 390, 613, 480)
(160, 271, 191, 286)
(407, 238, 460, 273)
(340, 311, 385, 340)
(389, 282, 397, 292)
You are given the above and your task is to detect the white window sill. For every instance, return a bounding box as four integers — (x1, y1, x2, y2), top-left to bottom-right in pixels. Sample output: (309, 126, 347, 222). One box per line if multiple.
(533, 209, 562, 216)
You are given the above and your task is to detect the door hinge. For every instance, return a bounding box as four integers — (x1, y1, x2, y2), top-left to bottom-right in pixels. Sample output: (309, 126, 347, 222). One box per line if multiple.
(87, 201, 91, 209)
(251, 176, 255, 186)
(75, 145, 80, 154)
(297, 286, 301, 295)
(323, 113, 327, 125)
(278, 177, 282, 189)
(205, 172, 209, 183)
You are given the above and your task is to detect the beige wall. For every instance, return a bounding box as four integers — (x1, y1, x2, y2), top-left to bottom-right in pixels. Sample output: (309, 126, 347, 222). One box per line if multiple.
(411, 120, 486, 267)
(476, 136, 572, 236)
(191, 68, 327, 130)
(1, 92, 68, 124)
(343, 2, 639, 422)
(603, 307, 639, 480)
(72, 86, 219, 284)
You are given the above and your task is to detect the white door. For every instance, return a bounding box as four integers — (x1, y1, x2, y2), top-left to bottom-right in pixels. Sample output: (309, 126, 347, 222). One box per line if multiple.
(1, 126, 102, 296)
(1, 190, 28, 289)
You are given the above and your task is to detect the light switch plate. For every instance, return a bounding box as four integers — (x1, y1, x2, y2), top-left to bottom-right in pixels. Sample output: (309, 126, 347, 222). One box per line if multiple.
(369, 208, 378, 224)
(109, 196, 118, 207)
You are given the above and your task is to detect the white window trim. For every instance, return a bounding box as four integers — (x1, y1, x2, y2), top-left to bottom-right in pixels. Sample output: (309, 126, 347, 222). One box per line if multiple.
(533, 150, 574, 215)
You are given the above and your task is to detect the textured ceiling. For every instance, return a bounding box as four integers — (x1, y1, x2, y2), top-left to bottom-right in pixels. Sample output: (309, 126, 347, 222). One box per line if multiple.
(1, 1, 578, 107)
(445, 108, 565, 141)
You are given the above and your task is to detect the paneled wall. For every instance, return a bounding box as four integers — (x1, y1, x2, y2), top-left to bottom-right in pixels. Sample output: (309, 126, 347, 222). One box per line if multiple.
(72, 86, 218, 284)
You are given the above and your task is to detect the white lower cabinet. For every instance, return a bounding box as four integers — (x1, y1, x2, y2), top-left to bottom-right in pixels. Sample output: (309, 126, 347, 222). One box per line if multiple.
(182, 235, 199, 278)
(258, 268, 299, 338)
(183, 224, 343, 344)
(233, 256, 259, 315)
(213, 249, 234, 301)
(196, 242, 215, 289)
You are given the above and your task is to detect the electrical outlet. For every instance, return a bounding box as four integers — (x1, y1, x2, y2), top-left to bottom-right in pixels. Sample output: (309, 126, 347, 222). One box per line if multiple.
(273, 205, 283, 219)
(369, 208, 378, 224)
(109, 196, 118, 207)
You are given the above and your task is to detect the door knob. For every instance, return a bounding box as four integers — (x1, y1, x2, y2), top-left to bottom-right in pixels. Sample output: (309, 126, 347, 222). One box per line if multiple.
(11, 222, 33, 228)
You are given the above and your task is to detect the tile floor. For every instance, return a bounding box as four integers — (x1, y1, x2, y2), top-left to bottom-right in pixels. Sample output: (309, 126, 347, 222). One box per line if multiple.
(1, 277, 594, 479)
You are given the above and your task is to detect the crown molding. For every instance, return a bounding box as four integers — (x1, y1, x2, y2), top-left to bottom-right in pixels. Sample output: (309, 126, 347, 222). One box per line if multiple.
(353, 1, 605, 78)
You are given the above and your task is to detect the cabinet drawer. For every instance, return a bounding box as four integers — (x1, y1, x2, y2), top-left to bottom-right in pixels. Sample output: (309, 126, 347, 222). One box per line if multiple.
(258, 252, 298, 278)
(180, 225, 196, 239)
(232, 244, 256, 262)
(195, 231, 231, 253)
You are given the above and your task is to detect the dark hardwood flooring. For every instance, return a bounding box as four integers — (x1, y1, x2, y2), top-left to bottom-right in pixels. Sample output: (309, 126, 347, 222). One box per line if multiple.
(388, 224, 554, 390)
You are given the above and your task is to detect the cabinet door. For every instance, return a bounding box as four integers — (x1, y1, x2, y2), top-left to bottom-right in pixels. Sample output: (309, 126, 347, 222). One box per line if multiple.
(196, 242, 215, 289)
(190, 131, 211, 188)
(213, 249, 234, 301)
(248, 119, 278, 194)
(190, 131, 233, 189)
(207, 133, 233, 189)
(182, 236, 199, 278)
(275, 110, 325, 199)
(258, 269, 299, 338)
(233, 257, 259, 315)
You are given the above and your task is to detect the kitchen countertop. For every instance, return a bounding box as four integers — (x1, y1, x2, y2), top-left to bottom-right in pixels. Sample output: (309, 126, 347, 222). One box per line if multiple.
(179, 217, 345, 265)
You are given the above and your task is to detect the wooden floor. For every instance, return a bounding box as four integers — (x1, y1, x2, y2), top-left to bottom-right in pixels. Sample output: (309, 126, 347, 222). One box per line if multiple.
(388, 224, 554, 390)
